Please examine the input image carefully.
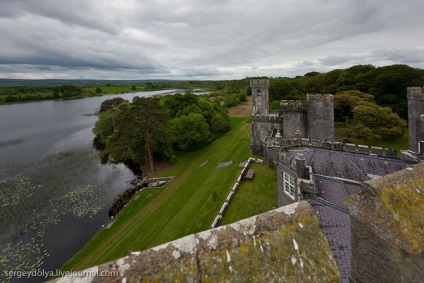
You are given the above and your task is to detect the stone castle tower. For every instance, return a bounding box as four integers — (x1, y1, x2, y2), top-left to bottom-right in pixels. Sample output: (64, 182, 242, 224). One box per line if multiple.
(251, 79, 270, 115)
(307, 94, 334, 142)
(250, 79, 335, 156)
(407, 87, 424, 157)
(280, 100, 308, 139)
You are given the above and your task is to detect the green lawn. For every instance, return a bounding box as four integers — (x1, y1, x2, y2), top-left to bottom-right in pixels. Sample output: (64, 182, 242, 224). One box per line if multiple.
(220, 163, 278, 226)
(62, 117, 255, 271)
(84, 85, 147, 95)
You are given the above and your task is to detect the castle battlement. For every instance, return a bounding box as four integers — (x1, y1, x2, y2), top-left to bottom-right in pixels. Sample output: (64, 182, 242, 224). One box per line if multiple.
(252, 114, 284, 123)
(280, 100, 307, 113)
(407, 87, 424, 100)
(250, 79, 270, 88)
(306, 93, 334, 101)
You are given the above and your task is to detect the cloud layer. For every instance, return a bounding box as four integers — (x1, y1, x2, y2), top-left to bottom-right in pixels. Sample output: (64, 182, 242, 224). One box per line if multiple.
(1, 0, 423, 79)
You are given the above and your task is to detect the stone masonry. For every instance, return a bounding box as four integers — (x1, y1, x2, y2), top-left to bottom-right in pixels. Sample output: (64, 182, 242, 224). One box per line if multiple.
(345, 162, 424, 283)
(53, 202, 340, 283)
(407, 87, 424, 157)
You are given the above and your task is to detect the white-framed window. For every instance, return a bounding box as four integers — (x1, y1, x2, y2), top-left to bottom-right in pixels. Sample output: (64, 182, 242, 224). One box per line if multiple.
(283, 172, 296, 199)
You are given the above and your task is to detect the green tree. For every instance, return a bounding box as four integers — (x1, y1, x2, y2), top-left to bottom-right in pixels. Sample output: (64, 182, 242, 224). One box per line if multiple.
(96, 87, 102, 94)
(93, 97, 173, 176)
(99, 97, 128, 113)
(347, 104, 406, 140)
(210, 115, 230, 133)
(334, 90, 375, 122)
(170, 113, 212, 150)
(131, 84, 136, 91)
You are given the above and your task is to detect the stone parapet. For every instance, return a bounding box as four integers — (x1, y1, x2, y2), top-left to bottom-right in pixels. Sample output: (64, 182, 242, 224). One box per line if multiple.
(306, 93, 334, 101)
(407, 86, 424, 100)
(250, 79, 270, 89)
(54, 202, 340, 283)
(280, 100, 308, 113)
(252, 114, 284, 123)
(345, 162, 424, 282)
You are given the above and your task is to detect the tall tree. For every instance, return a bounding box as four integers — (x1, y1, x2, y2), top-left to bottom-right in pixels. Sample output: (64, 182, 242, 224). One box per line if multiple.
(93, 97, 173, 176)
(131, 96, 171, 175)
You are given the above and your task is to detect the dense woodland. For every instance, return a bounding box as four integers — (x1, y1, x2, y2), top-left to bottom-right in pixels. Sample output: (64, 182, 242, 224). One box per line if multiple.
(93, 92, 230, 175)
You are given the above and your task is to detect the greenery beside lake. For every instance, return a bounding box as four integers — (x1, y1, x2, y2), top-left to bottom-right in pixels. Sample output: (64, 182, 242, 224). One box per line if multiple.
(62, 117, 255, 271)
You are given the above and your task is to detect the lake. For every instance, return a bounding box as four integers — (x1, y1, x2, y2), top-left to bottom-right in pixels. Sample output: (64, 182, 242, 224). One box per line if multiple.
(0, 90, 182, 282)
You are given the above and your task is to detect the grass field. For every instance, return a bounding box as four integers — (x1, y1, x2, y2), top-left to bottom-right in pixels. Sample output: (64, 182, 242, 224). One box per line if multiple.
(84, 85, 146, 95)
(220, 163, 278, 225)
(62, 117, 258, 271)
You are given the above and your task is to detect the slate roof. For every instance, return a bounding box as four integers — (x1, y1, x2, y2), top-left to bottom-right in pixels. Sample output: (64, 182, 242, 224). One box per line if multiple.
(286, 148, 415, 283)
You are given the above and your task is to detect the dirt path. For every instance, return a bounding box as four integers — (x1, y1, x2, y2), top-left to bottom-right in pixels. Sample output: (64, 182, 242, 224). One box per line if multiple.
(228, 96, 252, 117)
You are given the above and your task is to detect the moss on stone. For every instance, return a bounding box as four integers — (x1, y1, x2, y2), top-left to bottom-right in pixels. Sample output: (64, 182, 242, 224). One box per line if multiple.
(53, 201, 340, 282)
(346, 162, 424, 254)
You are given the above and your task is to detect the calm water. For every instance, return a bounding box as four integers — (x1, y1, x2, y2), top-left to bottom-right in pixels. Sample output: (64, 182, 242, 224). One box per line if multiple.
(0, 90, 181, 282)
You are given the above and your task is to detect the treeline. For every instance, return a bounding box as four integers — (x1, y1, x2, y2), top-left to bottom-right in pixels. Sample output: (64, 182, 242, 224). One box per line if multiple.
(93, 92, 230, 175)
(263, 64, 424, 119)
(0, 84, 87, 102)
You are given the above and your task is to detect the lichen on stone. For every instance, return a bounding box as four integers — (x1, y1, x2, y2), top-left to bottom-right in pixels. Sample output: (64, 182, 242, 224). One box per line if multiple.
(52, 201, 340, 283)
(346, 161, 424, 254)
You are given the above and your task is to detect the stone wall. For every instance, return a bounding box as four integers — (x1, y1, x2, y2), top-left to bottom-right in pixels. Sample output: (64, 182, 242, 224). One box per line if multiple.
(53, 202, 340, 283)
(407, 87, 424, 154)
(307, 94, 334, 142)
(251, 79, 270, 116)
(251, 115, 283, 156)
(345, 162, 424, 283)
(281, 107, 308, 139)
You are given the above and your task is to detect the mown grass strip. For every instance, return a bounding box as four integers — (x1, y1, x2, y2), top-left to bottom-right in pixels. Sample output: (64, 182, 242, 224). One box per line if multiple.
(62, 117, 252, 271)
(220, 163, 278, 226)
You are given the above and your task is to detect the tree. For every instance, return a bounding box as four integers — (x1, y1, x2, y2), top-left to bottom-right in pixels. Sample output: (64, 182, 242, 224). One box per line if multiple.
(96, 87, 102, 94)
(93, 97, 173, 176)
(131, 84, 136, 91)
(347, 104, 406, 140)
(210, 115, 230, 133)
(99, 97, 128, 113)
(170, 113, 212, 150)
(334, 90, 375, 122)
(130, 96, 173, 175)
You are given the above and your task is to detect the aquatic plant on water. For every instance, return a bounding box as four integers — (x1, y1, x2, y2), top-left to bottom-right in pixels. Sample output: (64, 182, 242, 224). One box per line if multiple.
(0, 149, 128, 281)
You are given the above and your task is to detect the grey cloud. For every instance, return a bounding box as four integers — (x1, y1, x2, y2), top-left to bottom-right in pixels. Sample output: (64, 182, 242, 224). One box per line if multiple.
(319, 55, 367, 66)
(0, 0, 423, 79)
(374, 48, 424, 64)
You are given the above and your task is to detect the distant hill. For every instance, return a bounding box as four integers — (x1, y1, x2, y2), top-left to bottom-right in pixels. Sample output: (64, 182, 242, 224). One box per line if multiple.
(0, 78, 181, 86)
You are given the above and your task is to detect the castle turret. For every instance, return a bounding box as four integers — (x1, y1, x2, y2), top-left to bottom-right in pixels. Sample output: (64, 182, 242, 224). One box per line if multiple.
(307, 94, 334, 142)
(407, 87, 424, 156)
(280, 100, 308, 139)
(250, 79, 270, 116)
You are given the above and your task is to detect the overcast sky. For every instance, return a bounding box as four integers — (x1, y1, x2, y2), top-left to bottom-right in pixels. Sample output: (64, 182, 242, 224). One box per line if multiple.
(0, 0, 423, 80)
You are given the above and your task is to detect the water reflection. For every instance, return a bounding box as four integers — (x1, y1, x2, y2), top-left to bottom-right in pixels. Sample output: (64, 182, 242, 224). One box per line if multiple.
(0, 90, 180, 282)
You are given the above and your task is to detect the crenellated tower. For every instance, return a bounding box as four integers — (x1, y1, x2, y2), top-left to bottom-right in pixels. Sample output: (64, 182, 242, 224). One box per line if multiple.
(307, 94, 334, 142)
(407, 87, 424, 157)
(251, 79, 270, 116)
(280, 100, 308, 139)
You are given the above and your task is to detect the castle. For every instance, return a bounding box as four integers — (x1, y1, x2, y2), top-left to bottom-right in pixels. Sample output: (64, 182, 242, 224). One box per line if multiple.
(52, 81, 423, 283)
(250, 79, 334, 155)
(250, 80, 424, 206)
(251, 79, 424, 282)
